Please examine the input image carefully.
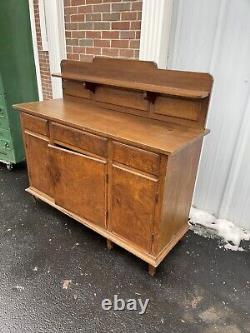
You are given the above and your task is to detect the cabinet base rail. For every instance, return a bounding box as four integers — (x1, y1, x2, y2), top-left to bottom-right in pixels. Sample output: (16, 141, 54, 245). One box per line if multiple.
(26, 187, 189, 274)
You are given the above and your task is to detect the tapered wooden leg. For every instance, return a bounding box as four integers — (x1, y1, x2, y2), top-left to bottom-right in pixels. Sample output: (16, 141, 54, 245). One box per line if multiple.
(148, 264, 156, 276)
(107, 239, 114, 250)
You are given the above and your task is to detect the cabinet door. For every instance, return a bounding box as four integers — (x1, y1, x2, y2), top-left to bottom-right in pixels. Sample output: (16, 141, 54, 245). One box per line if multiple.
(110, 165, 158, 252)
(50, 145, 107, 228)
(24, 132, 53, 197)
(0, 102, 9, 130)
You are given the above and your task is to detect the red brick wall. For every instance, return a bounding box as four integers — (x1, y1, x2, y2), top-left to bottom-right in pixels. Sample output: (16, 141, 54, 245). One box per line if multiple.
(33, 0, 53, 100)
(64, 0, 143, 61)
(33, 0, 142, 99)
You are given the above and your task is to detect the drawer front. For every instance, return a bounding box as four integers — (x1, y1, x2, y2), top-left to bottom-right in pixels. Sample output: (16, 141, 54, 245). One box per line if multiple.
(0, 141, 14, 162)
(0, 128, 12, 143)
(112, 142, 160, 176)
(0, 94, 6, 108)
(0, 129, 14, 162)
(0, 129, 12, 156)
(0, 106, 9, 129)
(0, 139, 12, 155)
(50, 123, 108, 158)
(21, 113, 48, 136)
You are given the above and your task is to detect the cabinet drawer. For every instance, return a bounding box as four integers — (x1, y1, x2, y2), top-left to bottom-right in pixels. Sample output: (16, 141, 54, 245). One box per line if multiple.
(0, 139, 14, 162)
(112, 142, 160, 176)
(21, 113, 48, 136)
(0, 128, 12, 155)
(0, 128, 12, 142)
(0, 106, 9, 129)
(0, 129, 13, 160)
(0, 140, 12, 155)
(0, 94, 6, 108)
(50, 123, 108, 158)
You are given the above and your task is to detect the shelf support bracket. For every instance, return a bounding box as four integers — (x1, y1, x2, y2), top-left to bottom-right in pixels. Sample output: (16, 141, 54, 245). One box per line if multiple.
(83, 81, 97, 94)
(143, 91, 157, 104)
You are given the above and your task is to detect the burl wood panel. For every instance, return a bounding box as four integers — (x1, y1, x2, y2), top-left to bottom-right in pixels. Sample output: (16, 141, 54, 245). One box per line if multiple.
(153, 139, 203, 255)
(24, 132, 53, 197)
(110, 164, 158, 252)
(94, 86, 148, 112)
(50, 145, 107, 228)
(22, 113, 48, 136)
(50, 122, 108, 158)
(63, 80, 91, 100)
(112, 141, 160, 176)
(154, 96, 201, 121)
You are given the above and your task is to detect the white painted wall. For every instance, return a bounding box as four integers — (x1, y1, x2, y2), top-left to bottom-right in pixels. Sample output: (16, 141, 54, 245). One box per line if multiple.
(139, 0, 173, 68)
(28, 0, 66, 99)
(43, 0, 66, 98)
(168, 0, 250, 229)
(28, 0, 43, 100)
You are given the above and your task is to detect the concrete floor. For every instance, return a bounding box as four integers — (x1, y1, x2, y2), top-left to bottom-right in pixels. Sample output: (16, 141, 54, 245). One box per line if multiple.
(0, 163, 250, 333)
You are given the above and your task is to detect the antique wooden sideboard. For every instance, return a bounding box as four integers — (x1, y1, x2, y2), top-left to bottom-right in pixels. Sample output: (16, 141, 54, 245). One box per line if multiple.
(14, 58, 213, 275)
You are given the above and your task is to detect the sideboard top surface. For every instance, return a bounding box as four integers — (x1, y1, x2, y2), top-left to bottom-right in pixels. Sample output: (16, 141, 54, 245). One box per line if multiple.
(14, 98, 208, 155)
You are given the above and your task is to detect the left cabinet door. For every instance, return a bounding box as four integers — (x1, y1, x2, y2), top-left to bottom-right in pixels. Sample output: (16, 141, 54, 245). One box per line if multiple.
(49, 145, 107, 228)
(24, 132, 53, 197)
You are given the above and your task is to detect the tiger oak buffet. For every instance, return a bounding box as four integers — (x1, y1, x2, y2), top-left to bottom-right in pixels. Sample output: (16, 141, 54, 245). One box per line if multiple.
(14, 58, 213, 276)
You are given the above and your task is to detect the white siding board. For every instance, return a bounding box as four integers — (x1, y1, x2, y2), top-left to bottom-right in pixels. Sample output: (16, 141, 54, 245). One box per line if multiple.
(168, 0, 250, 228)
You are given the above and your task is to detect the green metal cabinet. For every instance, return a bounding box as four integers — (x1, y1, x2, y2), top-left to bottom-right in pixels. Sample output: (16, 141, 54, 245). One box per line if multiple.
(0, 0, 38, 169)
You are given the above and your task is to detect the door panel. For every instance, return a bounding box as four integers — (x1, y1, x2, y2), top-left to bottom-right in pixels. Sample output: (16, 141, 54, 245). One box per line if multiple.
(24, 132, 53, 197)
(0, 105, 9, 129)
(50, 145, 107, 228)
(110, 165, 158, 251)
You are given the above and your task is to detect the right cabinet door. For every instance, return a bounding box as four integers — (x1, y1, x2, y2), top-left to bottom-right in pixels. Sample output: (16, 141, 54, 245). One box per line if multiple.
(110, 165, 158, 252)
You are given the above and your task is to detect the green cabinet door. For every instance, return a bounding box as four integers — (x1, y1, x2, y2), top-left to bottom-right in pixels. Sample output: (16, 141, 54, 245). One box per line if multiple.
(0, 0, 39, 166)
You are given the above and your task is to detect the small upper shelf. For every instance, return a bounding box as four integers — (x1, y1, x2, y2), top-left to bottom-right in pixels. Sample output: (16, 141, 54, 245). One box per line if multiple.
(53, 57, 213, 99)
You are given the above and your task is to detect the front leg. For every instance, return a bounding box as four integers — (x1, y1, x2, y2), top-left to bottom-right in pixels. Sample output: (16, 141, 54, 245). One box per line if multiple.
(148, 264, 156, 276)
(106, 239, 114, 250)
